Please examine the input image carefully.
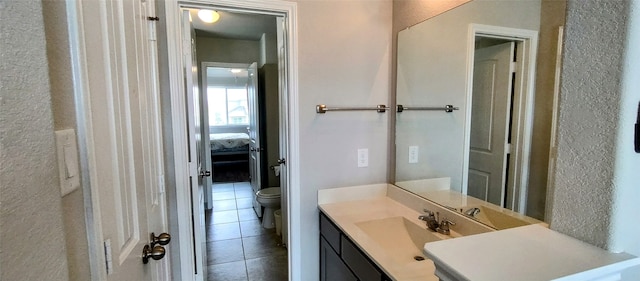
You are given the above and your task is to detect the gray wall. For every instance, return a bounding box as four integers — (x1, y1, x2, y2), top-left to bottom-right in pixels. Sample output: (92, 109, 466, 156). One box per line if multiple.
(41, 0, 92, 279)
(196, 36, 261, 64)
(527, 0, 567, 220)
(0, 0, 70, 280)
(293, 0, 392, 278)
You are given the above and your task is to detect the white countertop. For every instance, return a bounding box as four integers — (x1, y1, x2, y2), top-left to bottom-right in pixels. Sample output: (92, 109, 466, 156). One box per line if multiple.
(319, 184, 639, 281)
(423, 224, 640, 281)
(320, 196, 443, 281)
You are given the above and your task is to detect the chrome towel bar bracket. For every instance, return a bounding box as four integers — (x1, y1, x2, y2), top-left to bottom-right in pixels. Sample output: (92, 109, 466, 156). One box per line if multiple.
(316, 104, 389, 114)
(396, 104, 459, 113)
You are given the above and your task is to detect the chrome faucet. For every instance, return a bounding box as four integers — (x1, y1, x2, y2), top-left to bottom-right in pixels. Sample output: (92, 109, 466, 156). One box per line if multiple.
(418, 209, 440, 232)
(437, 218, 456, 235)
(464, 207, 481, 217)
(418, 209, 456, 235)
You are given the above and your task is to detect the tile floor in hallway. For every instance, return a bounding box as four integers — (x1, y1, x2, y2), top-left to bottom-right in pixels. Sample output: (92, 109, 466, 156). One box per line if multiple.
(206, 182, 288, 281)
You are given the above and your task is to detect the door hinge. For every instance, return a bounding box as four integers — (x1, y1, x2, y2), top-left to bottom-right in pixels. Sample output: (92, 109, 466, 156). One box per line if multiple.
(104, 239, 113, 275)
(147, 16, 160, 21)
(510, 61, 517, 73)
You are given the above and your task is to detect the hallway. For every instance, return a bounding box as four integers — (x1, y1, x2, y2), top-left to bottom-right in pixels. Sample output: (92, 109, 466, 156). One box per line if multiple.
(206, 182, 288, 281)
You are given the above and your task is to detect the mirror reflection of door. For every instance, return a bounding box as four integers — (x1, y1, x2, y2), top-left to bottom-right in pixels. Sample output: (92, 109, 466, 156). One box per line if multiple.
(468, 39, 516, 207)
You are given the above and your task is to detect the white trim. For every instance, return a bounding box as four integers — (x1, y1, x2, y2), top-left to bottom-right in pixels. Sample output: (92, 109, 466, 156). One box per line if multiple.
(163, 5, 196, 281)
(164, 1, 299, 280)
(545, 26, 564, 223)
(66, 0, 106, 279)
(462, 24, 538, 214)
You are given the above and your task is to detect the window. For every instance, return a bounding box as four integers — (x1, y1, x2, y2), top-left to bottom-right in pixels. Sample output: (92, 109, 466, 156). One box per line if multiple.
(207, 87, 249, 126)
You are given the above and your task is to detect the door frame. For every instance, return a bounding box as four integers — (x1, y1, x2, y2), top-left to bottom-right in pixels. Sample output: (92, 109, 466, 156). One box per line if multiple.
(462, 24, 538, 214)
(163, 1, 299, 280)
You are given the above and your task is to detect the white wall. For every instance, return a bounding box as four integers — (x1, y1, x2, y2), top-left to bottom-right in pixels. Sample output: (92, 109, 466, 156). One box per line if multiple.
(0, 1, 70, 280)
(613, 2, 640, 279)
(395, 0, 541, 190)
(294, 0, 392, 278)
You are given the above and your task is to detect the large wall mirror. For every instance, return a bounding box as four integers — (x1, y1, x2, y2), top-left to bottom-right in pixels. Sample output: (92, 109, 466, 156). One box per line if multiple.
(394, 0, 566, 228)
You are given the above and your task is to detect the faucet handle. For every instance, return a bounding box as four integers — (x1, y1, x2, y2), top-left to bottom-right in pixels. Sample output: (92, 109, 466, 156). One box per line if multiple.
(437, 218, 455, 235)
(422, 209, 434, 215)
(441, 218, 456, 226)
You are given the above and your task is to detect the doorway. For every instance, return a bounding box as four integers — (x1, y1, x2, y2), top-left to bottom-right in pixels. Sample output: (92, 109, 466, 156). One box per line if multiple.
(166, 0, 299, 280)
(185, 7, 288, 281)
(462, 25, 539, 214)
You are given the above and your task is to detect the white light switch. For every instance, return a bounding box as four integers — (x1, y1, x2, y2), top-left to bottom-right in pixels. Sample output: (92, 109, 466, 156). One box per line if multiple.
(357, 148, 368, 167)
(408, 145, 419, 164)
(55, 129, 80, 196)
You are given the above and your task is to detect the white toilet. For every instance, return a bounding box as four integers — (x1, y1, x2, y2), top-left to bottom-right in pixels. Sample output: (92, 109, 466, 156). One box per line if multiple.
(255, 187, 281, 229)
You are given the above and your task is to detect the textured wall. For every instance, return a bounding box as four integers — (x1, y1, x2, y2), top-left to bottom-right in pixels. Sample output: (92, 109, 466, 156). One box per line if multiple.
(550, 0, 628, 248)
(0, 0, 70, 280)
(41, 0, 92, 280)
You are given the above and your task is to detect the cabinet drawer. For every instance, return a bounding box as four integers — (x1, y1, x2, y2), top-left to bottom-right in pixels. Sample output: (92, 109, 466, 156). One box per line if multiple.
(320, 236, 357, 281)
(320, 212, 341, 254)
(341, 235, 382, 281)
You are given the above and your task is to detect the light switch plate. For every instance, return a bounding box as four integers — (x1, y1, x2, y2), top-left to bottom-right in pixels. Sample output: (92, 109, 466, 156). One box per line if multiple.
(409, 145, 419, 163)
(357, 148, 368, 167)
(55, 129, 80, 196)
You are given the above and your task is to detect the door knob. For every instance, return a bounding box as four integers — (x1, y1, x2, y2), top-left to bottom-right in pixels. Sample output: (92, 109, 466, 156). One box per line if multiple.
(199, 170, 211, 177)
(151, 232, 171, 247)
(142, 244, 166, 264)
(277, 158, 286, 164)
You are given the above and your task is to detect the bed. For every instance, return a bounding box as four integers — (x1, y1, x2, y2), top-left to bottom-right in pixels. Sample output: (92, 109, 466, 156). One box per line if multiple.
(210, 133, 250, 165)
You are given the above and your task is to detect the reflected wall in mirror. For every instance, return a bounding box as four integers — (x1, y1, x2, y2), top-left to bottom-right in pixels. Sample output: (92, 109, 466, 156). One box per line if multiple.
(394, 0, 566, 225)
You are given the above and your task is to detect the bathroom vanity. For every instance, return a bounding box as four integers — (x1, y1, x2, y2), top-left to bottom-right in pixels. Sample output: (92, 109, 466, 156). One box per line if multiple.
(318, 184, 640, 281)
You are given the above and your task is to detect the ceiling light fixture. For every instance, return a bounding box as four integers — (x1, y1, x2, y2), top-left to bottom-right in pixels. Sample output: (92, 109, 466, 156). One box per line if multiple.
(230, 69, 242, 74)
(198, 9, 220, 23)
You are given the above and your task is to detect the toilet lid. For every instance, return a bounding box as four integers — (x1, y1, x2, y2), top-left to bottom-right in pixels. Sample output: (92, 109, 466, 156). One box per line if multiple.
(257, 187, 281, 198)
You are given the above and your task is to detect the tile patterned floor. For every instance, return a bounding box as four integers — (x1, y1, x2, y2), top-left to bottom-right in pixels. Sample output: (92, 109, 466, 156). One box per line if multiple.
(206, 182, 288, 281)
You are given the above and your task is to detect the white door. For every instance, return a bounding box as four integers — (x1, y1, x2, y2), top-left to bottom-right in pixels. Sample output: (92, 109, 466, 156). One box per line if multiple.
(72, 0, 169, 280)
(468, 42, 515, 206)
(247, 62, 262, 216)
(276, 16, 289, 246)
(182, 10, 207, 281)
(200, 69, 213, 211)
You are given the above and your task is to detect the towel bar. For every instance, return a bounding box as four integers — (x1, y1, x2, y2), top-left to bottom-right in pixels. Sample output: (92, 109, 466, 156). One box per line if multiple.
(316, 104, 389, 114)
(396, 104, 459, 113)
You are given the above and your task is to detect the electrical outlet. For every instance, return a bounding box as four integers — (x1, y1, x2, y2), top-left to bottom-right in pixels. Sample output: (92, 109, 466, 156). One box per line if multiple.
(409, 146, 419, 163)
(357, 148, 368, 167)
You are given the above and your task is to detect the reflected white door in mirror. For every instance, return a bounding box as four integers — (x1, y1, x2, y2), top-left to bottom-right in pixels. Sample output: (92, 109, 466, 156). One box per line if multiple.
(394, 0, 565, 225)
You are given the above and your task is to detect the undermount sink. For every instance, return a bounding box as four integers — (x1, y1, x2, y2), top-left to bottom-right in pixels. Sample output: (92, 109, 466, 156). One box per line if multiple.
(466, 205, 530, 229)
(355, 216, 445, 264)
